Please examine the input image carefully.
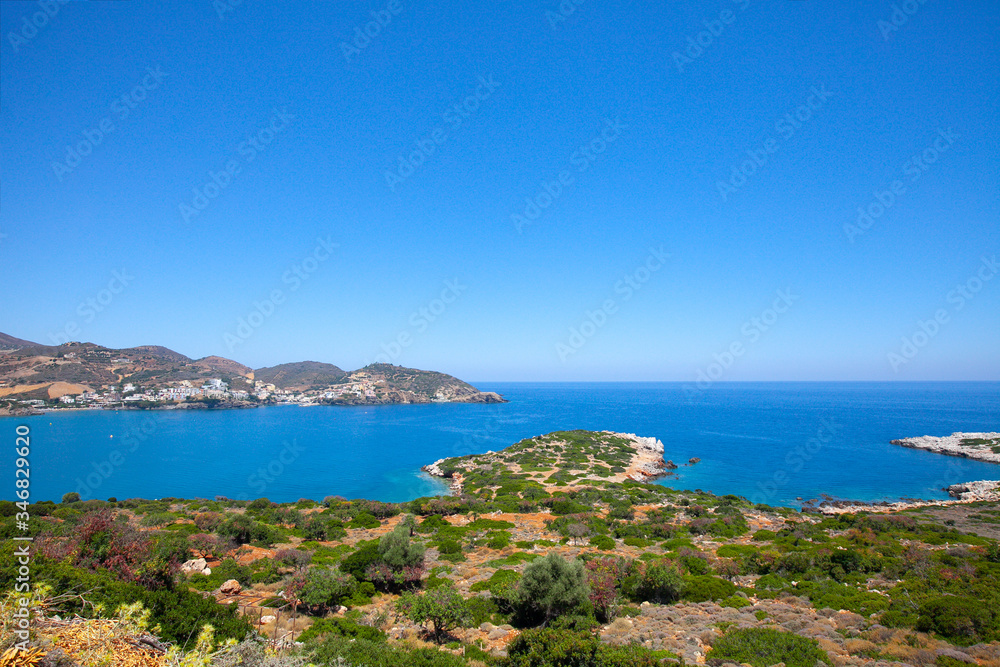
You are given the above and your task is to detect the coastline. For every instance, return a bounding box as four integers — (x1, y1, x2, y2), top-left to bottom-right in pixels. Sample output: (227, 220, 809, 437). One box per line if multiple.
(811, 480, 1000, 515)
(0, 394, 506, 418)
(890, 431, 1000, 464)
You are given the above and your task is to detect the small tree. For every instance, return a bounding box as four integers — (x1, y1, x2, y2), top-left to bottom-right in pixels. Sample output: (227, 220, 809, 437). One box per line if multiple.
(379, 522, 425, 569)
(396, 584, 471, 643)
(636, 561, 684, 604)
(567, 523, 590, 545)
(298, 567, 357, 615)
(514, 553, 589, 625)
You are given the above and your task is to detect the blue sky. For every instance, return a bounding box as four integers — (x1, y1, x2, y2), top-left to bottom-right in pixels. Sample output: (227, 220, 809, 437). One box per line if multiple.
(1, 0, 997, 382)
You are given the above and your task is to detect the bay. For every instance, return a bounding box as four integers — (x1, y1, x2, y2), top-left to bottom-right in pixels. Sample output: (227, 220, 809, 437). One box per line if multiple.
(5, 381, 998, 507)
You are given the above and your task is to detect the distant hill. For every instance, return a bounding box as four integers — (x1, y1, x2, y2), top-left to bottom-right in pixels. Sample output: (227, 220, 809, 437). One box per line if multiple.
(193, 356, 253, 377)
(254, 361, 347, 390)
(0, 332, 42, 351)
(0, 336, 252, 394)
(0, 332, 504, 406)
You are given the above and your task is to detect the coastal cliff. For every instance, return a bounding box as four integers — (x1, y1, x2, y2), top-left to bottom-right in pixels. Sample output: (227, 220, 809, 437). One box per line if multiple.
(423, 429, 668, 495)
(890, 431, 1000, 464)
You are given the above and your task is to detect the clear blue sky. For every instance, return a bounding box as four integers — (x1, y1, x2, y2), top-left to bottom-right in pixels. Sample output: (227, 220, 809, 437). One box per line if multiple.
(1, 0, 997, 382)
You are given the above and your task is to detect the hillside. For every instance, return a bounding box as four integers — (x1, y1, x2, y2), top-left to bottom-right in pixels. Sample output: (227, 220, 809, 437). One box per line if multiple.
(0, 331, 41, 350)
(0, 332, 504, 407)
(254, 360, 347, 389)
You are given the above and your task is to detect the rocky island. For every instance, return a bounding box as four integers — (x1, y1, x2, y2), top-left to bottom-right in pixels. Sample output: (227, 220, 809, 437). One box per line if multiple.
(423, 430, 669, 495)
(890, 431, 1000, 464)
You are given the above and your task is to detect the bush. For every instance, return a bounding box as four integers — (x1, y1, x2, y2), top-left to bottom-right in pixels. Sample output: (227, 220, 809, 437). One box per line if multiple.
(470, 569, 521, 613)
(505, 628, 661, 667)
(681, 575, 736, 602)
(349, 512, 381, 529)
(379, 523, 425, 570)
(514, 553, 590, 625)
(298, 567, 357, 614)
(217, 514, 278, 546)
(589, 535, 616, 550)
(707, 627, 831, 667)
(396, 584, 471, 642)
(487, 531, 512, 550)
(297, 616, 386, 643)
(917, 595, 1000, 644)
(635, 561, 684, 604)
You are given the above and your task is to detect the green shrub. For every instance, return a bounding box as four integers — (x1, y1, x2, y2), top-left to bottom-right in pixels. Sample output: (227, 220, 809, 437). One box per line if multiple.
(486, 531, 512, 550)
(298, 616, 386, 643)
(634, 561, 684, 604)
(505, 628, 661, 667)
(721, 595, 753, 609)
(396, 584, 472, 642)
(707, 627, 831, 667)
(300, 567, 357, 613)
(681, 575, 736, 602)
(917, 595, 1000, 644)
(514, 553, 590, 625)
(590, 535, 616, 550)
(349, 512, 381, 529)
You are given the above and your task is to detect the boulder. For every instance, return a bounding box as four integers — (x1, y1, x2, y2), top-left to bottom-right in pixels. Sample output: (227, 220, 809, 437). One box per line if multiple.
(181, 558, 208, 574)
(219, 579, 242, 595)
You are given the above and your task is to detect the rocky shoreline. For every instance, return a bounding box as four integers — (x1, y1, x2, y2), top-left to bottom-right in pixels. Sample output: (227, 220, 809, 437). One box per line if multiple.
(608, 431, 669, 483)
(890, 431, 1000, 464)
(813, 479, 1000, 515)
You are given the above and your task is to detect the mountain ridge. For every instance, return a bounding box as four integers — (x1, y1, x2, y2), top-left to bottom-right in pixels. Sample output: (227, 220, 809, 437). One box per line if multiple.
(0, 331, 504, 407)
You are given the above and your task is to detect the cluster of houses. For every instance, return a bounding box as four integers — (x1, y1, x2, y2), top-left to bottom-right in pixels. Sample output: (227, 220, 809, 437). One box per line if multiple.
(25, 377, 383, 409)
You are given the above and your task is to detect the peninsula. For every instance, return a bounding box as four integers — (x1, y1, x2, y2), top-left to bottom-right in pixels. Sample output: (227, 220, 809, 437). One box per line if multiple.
(423, 429, 669, 496)
(890, 431, 1000, 464)
(0, 332, 504, 414)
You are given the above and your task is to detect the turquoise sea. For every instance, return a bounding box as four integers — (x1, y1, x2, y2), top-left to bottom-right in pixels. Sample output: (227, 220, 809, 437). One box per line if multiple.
(5, 382, 999, 508)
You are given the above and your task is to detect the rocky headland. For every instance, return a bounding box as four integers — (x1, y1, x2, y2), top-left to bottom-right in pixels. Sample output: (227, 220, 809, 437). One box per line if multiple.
(890, 431, 1000, 464)
(423, 429, 669, 495)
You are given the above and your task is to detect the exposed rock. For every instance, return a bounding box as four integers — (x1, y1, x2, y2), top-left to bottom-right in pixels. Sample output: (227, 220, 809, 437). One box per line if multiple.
(219, 579, 242, 595)
(890, 431, 1000, 464)
(180, 558, 210, 575)
(946, 480, 1000, 501)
